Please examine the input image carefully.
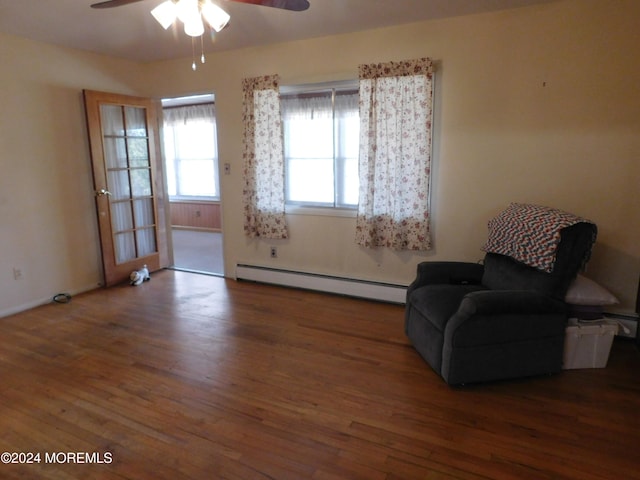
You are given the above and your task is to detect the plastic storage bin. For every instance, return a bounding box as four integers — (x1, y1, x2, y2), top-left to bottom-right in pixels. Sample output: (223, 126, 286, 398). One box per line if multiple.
(563, 319, 618, 369)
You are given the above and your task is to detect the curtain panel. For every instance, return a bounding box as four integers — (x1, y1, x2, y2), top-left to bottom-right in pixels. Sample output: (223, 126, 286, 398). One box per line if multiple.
(241, 75, 289, 239)
(356, 57, 434, 251)
(163, 103, 215, 126)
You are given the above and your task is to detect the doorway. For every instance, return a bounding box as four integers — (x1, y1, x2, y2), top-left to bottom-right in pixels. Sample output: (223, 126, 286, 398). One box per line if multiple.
(161, 93, 224, 276)
(171, 229, 223, 274)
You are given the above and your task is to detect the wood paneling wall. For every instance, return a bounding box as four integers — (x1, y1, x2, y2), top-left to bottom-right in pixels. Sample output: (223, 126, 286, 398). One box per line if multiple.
(170, 201, 221, 231)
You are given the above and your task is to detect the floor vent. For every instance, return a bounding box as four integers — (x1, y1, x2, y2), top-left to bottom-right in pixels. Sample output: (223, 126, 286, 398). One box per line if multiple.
(236, 264, 407, 304)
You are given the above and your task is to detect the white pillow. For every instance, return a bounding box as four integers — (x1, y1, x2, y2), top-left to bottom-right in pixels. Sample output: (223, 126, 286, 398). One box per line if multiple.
(565, 274, 619, 306)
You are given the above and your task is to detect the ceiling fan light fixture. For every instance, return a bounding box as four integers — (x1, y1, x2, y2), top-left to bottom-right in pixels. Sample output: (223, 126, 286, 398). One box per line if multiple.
(175, 0, 199, 24)
(150, 0, 177, 29)
(201, 1, 230, 32)
(184, 15, 205, 37)
(93, 0, 309, 72)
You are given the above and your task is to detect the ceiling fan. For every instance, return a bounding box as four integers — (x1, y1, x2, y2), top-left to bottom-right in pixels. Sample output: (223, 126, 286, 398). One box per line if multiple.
(90, 0, 310, 12)
(91, 0, 310, 69)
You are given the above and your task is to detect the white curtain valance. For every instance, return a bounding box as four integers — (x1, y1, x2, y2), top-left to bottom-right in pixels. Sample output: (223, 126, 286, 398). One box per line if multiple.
(163, 103, 215, 126)
(281, 91, 359, 121)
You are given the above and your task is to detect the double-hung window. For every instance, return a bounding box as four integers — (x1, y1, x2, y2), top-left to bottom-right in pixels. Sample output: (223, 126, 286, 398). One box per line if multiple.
(281, 82, 359, 210)
(162, 97, 219, 201)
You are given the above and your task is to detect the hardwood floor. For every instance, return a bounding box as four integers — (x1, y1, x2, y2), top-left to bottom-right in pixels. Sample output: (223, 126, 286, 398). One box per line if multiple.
(0, 270, 638, 480)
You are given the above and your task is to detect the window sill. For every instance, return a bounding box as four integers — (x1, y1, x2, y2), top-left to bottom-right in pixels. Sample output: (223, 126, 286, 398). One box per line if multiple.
(169, 197, 220, 203)
(285, 205, 357, 218)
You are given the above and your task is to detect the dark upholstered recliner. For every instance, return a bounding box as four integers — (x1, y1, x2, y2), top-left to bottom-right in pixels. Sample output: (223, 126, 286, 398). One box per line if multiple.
(405, 204, 597, 385)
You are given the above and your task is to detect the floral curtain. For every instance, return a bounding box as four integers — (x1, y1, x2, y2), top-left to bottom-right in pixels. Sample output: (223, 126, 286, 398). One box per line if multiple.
(242, 75, 289, 239)
(355, 58, 434, 251)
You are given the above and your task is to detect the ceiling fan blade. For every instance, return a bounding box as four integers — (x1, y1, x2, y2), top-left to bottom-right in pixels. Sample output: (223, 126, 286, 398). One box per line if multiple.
(227, 0, 310, 12)
(91, 0, 146, 8)
(91, 0, 310, 11)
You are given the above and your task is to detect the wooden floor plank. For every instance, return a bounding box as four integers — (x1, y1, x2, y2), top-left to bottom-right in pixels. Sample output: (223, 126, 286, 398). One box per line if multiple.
(0, 269, 639, 479)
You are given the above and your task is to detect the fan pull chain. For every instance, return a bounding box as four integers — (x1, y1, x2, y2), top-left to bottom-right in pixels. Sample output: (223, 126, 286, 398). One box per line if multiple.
(191, 37, 197, 71)
(200, 35, 206, 64)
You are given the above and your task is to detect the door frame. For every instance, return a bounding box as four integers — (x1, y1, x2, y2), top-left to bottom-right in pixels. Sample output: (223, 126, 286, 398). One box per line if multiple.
(161, 92, 224, 276)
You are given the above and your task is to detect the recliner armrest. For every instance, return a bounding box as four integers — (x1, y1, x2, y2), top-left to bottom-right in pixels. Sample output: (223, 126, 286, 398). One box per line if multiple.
(407, 262, 484, 300)
(444, 290, 568, 353)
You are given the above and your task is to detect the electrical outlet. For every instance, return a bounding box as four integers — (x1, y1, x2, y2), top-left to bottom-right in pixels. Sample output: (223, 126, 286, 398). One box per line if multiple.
(12, 267, 22, 280)
(270, 246, 277, 258)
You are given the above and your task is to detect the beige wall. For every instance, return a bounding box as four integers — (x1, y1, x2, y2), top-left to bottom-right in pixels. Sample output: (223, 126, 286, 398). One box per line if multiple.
(0, 0, 638, 316)
(142, 0, 640, 311)
(0, 33, 146, 316)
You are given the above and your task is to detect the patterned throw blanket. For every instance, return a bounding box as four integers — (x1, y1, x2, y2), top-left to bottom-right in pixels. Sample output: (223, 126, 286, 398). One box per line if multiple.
(483, 203, 595, 273)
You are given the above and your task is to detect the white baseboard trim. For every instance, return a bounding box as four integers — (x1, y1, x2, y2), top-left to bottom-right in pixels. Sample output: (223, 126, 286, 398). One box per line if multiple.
(0, 297, 52, 319)
(236, 264, 407, 304)
(0, 283, 100, 320)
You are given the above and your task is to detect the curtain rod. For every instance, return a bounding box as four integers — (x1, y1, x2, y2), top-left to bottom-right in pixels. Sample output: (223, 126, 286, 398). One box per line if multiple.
(162, 101, 215, 110)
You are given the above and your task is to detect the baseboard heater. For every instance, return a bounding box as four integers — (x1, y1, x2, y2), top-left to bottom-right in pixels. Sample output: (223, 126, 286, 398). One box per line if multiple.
(236, 264, 408, 304)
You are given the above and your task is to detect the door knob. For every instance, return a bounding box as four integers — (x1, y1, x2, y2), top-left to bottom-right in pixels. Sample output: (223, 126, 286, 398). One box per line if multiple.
(95, 188, 112, 197)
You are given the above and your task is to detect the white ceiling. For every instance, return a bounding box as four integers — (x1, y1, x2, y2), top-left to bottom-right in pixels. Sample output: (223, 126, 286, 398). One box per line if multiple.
(0, 0, 557, 63)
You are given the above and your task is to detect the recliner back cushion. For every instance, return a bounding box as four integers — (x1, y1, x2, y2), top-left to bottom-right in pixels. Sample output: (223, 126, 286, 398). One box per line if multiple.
(482, 223, 597, 299)
(482, 253, 558, 296)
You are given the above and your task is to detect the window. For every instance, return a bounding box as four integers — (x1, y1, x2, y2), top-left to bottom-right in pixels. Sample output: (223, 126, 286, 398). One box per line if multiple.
(281, 82, 359, 209)
(162, 96, 219, 201)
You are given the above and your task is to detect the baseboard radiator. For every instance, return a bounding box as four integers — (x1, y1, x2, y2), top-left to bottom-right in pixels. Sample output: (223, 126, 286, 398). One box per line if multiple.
(236, 264, 408, 304)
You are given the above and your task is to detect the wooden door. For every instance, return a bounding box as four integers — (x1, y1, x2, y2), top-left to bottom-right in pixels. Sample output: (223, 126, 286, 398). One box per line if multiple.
(84, 90, 170, 286)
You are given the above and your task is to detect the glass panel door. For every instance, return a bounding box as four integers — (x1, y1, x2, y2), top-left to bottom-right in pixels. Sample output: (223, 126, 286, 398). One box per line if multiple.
(84, 90, 168, 287)
(100, 105, 158, 264)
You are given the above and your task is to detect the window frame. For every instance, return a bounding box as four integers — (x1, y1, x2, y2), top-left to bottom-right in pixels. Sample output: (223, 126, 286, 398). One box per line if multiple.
(161, 94, 220, 202)
(280, 80, 359, 215)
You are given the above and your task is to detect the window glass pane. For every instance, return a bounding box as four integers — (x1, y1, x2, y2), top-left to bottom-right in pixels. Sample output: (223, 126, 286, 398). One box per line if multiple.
(131, 168, 152, 197)
(101, 105, 124, 136)
(107, 170, 131, 200)
(133, 198, 155, 227)
(340, 157, 359, 206)
(287, 158, 334, 204)
(125, 107, 147, 137)
(177, 159, 217, 197)
(111, 201, 133, 232)
(114, 231, 136, 264)
(173, 123, 215, 158)
(162, 104, 219, 200)
(127, 138, 150, 167)
(282, 86, 359, 209)
(286, 118, 333, 159)
(104, 138, 128, 169)
(340, 116, 360, 159)
(136, 228, 157, 257)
